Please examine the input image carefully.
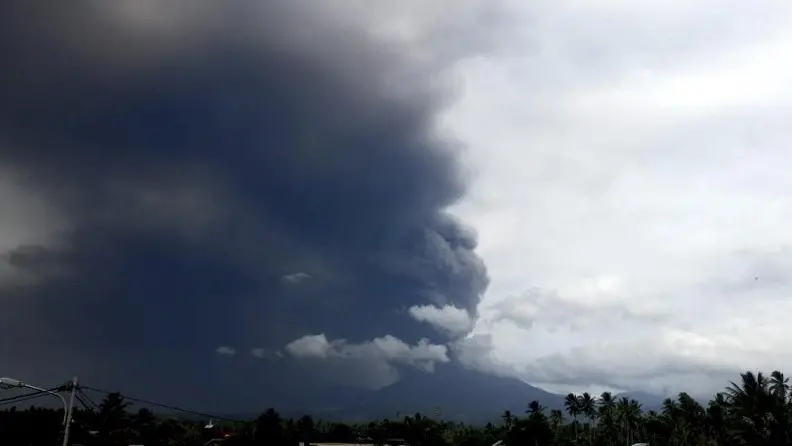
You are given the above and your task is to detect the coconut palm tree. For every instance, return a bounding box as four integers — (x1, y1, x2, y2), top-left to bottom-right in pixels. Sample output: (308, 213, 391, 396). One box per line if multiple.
(770, 370, 789, 403)
(666, 392, 705, 446)
(705, 393, 728, 446)
(501, 410, 513, 430)
(597, 409, 618, 446)
(564, 393, 580, 440)
(578, 392, 597, 444)
(597, 390, 617, 445)
(598, 391, 615, 417)
(723, 370, 784, 445)
(527, 400, 545, 416)
(677, 392, 704, 423)
(615, 397, 642, 445)
(549, 409, 565, 432)
(520, 400, 552, 446)
(95, 392, 131, 444)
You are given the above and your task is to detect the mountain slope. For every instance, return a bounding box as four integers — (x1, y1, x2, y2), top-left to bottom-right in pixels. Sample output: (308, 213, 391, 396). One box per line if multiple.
(231, 362, 670, 424)
(615, 391, 667, 413)
(335, 364, 566, 423)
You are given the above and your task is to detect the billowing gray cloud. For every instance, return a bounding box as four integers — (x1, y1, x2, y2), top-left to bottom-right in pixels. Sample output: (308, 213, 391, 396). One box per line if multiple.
(0, 0, 495, 408)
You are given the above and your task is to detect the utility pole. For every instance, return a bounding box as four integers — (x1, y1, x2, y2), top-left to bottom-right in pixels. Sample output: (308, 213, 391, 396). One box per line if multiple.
(62, 376, 78, 446)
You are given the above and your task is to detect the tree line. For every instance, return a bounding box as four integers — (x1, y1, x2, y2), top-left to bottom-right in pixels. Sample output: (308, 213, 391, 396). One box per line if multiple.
(1, 369, 790, 446)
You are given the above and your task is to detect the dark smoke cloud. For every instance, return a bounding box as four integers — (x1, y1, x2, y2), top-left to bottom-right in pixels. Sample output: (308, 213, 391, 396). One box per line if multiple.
(0, 1, 492, 408)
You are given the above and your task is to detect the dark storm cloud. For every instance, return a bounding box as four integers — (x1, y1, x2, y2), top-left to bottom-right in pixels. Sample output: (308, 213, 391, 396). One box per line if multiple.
(0, 1, 490, 405)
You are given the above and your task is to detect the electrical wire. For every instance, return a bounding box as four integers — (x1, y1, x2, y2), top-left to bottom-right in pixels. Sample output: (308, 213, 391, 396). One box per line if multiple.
(2, 381, 244, 423)
(76, 388, 98, 409)
(0, 389, 47, 406)
(0, 385, 65, 406)
(79, 385, 242, 422)
(74, 393, 93, 411)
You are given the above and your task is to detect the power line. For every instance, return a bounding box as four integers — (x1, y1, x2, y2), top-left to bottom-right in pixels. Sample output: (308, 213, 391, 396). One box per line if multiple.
(74, 393, 94, 411)
(76, 387, 98, 409)
(0, 385, 65, 406)
(1, 381, 245, 423)
(0, 390, 47, 406)
(79, 385, 242, 422)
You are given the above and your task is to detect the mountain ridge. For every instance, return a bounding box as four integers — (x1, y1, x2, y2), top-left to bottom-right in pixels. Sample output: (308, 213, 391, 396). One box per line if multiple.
(226, 364, 667, 424)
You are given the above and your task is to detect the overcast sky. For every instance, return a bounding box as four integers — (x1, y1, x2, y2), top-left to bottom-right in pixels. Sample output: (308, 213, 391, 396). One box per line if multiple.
(2, 0, 792, 406)
(444, 0, 792, 396)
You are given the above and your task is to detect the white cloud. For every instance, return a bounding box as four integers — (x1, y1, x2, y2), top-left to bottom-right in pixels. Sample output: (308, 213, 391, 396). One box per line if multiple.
(284, 333, 450, 389)
(408, 304, 474, 337)
(250, 347, 283, 359)
(285, 335, 331, 359)
(438, 0, 792, 397)
(281, 272, 311, 284)
(285, 333, 449, 370)
(215, 346, 236, 356)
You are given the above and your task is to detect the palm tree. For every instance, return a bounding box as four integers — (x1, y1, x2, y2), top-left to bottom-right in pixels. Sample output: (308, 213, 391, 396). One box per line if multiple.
(677, 392, 704, 423)
(726, 370, 792, 445)
(724, 370, 773, 443)
(667, 392, 705, 446)
(615, 397, 642, 445)
(21, 367, 792, 446)
(564, 393, 580, 440)
(596, 391, 617, 446)
(526, 400, 546, 417)
(514, 400, 551, 446)
(598, 391, 615, 416)
(597, 410, 618, 446)
(95, 392, 131, 444)
(501, 410, 513, 430)
(578, 392, 597, 444)
(661, 397, 678, 417)
(770, 370, 789, 402)
(705, 393, 728, 446)
(548, 409, 564, 431)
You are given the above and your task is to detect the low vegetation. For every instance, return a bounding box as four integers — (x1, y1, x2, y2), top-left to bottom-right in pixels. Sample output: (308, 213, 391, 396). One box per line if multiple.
(1, 370, 791, 445)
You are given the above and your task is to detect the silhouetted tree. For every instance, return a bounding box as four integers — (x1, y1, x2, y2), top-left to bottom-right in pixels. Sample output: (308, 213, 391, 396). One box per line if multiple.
(5, 369, 792, 446)
(253, 408, 287, 445)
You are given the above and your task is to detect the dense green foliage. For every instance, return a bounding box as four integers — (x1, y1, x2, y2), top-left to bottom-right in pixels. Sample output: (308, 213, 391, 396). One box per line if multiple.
(2, 370, 792, 445)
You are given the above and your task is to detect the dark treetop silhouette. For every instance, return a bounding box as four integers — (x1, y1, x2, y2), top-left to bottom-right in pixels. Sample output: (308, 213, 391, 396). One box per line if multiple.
(1, 369, 789, 446)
